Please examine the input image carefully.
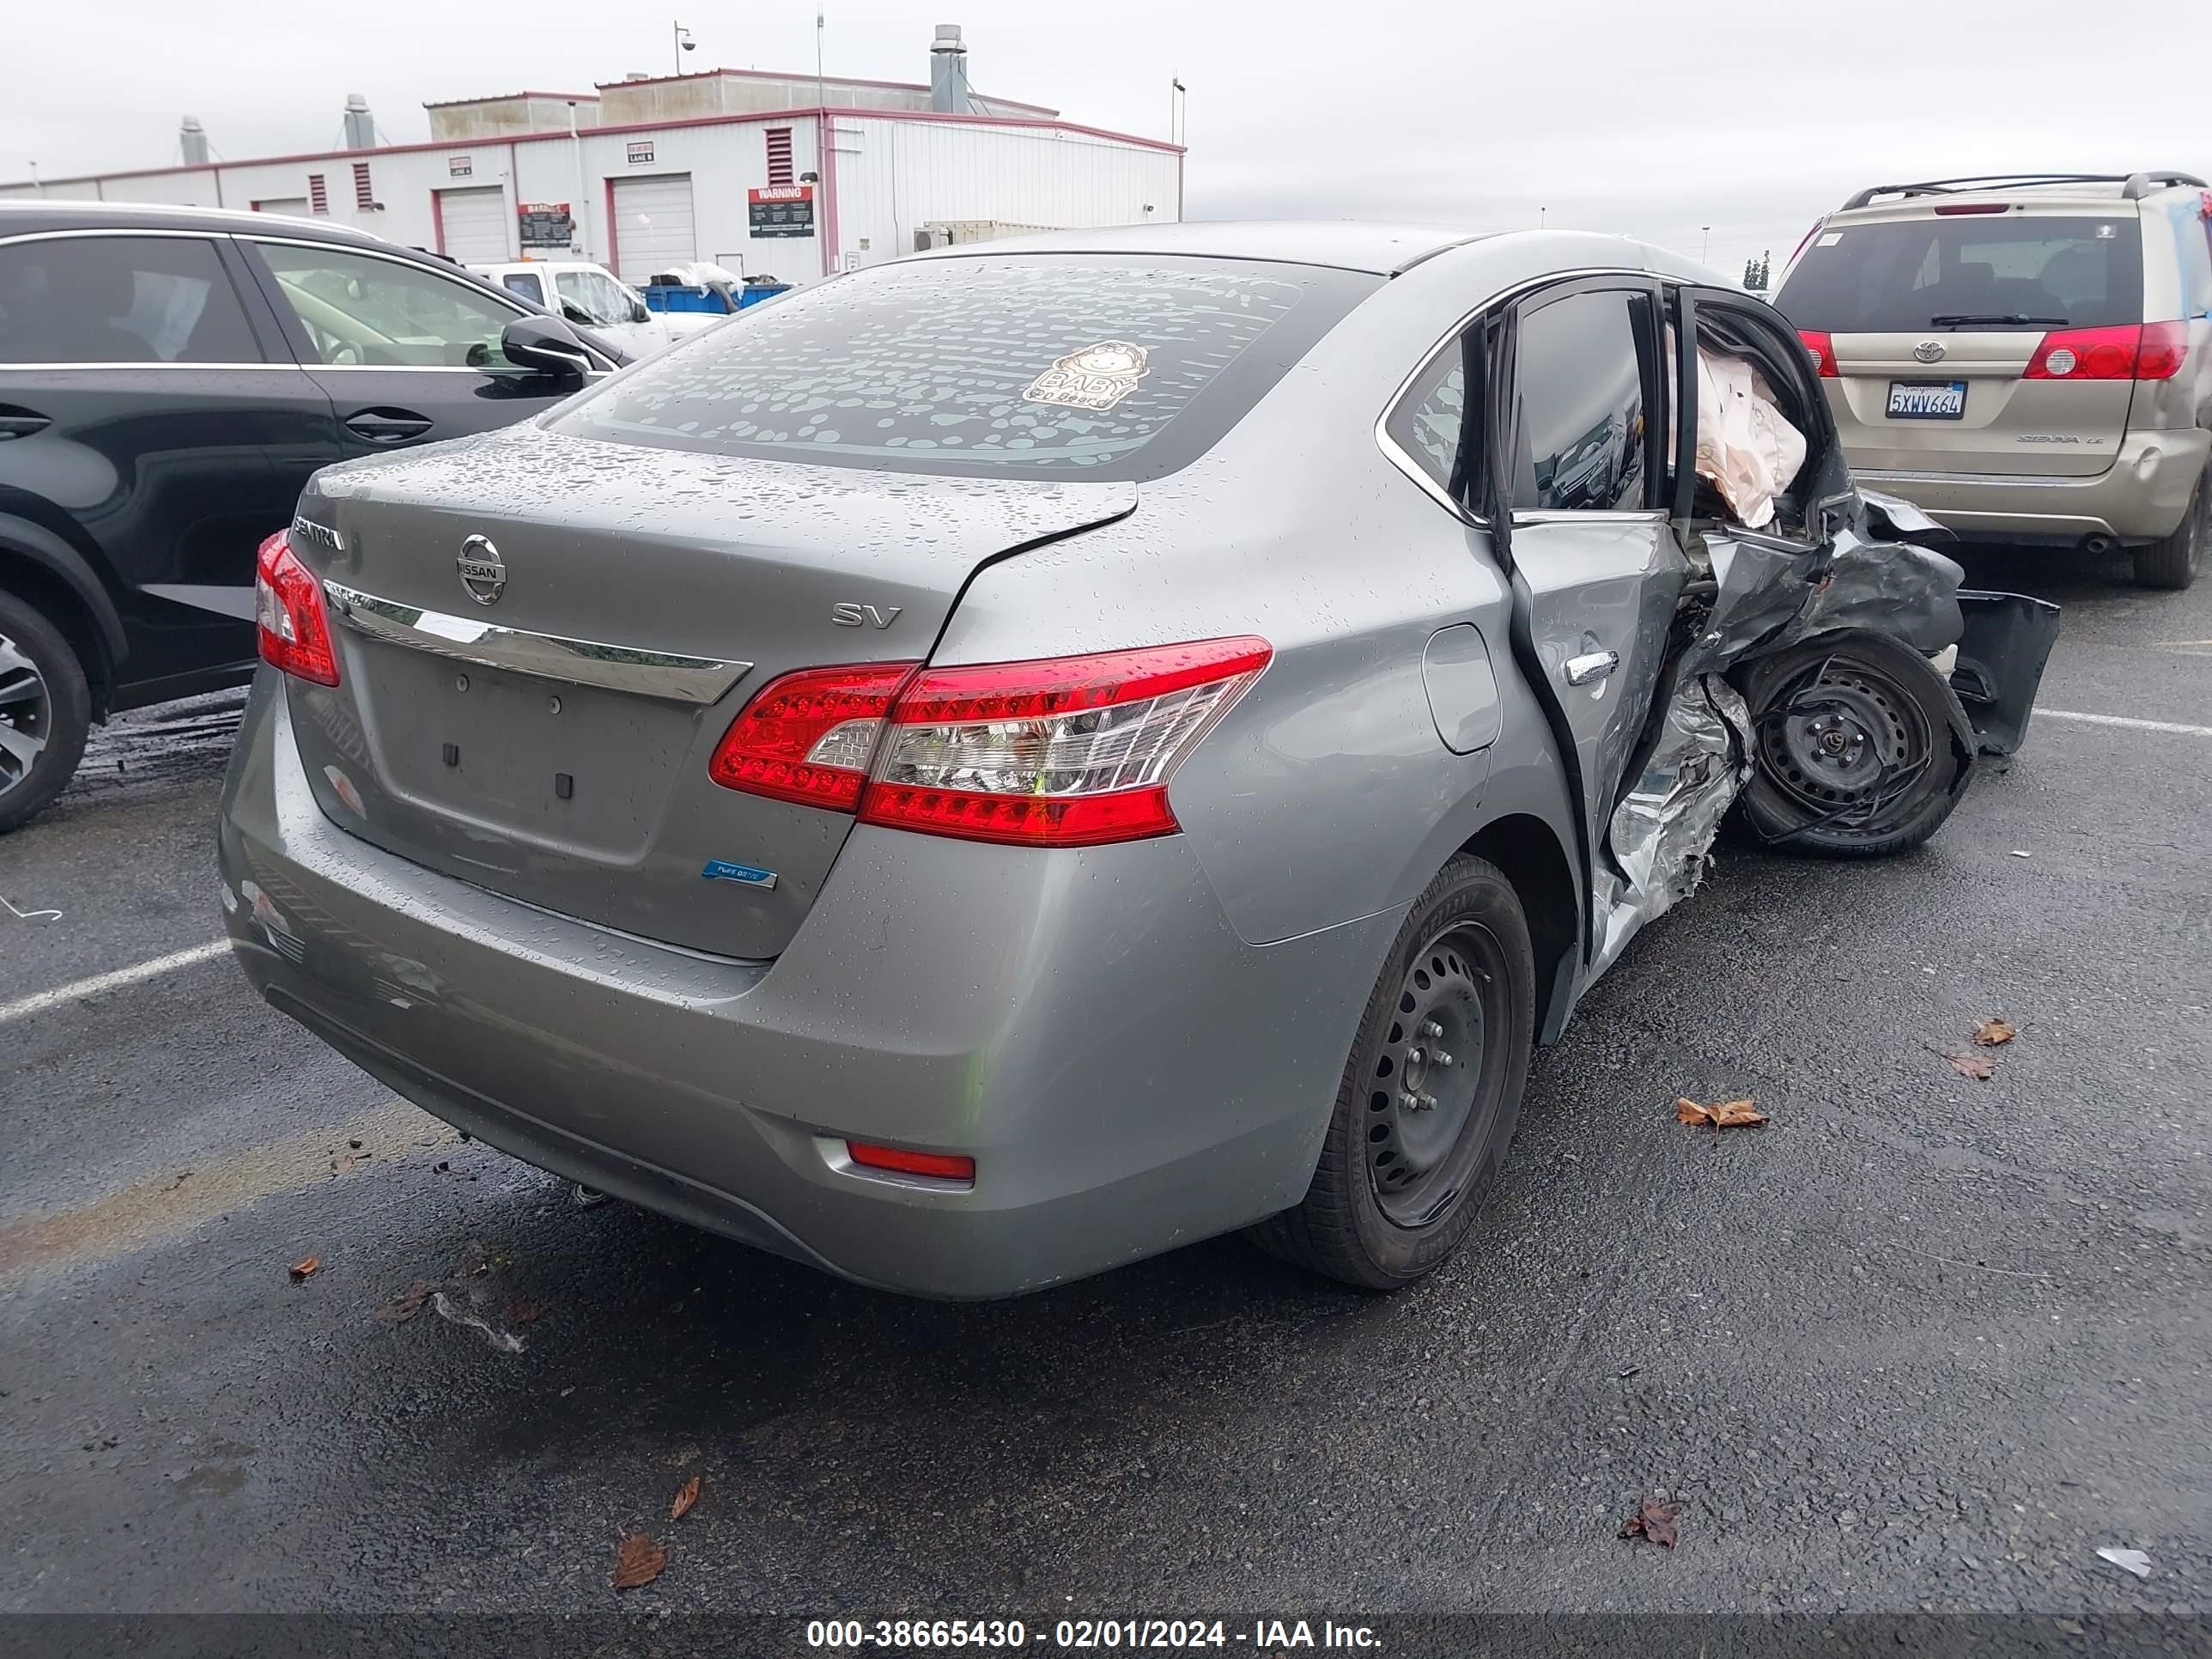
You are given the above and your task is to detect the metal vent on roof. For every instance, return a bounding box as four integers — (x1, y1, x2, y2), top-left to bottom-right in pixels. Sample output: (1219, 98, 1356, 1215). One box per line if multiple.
(352, 161, 374, 210)
(307, 174, 329, 215)
(766, 127, 793, 187)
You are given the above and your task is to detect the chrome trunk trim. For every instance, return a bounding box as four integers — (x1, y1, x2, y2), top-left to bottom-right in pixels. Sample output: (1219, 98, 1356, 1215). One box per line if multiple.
(321, 582, 751, 705)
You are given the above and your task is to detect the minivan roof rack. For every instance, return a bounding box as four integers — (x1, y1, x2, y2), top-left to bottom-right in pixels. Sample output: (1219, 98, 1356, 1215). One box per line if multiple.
(1839, 171, 2209, 210)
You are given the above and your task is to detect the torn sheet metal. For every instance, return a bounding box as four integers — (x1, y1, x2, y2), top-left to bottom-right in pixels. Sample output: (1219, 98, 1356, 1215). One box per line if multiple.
(1590, 495, 1972, 974)
(1694, 346, 1807, 530)
(1592, 675, 1751, 977)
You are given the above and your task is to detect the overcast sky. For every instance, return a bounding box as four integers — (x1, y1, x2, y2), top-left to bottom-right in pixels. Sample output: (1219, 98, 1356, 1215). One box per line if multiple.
(7, 0, 2209, 278)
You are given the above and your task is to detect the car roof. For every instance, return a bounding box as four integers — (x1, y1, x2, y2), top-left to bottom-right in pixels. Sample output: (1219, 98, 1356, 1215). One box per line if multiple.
(0, 197, 395, 248)
(903, 219, 1499, 276)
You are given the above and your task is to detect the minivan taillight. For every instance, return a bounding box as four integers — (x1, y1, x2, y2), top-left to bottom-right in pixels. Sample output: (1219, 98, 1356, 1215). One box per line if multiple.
(253, 531, 339, 686)
(2023, 321, 2188, 382)
(1798, 329, 1839, 378)
(708, 636, 1273, 847)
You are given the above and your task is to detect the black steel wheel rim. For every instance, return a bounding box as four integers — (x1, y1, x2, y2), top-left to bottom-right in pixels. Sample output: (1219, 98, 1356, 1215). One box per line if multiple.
(1756, 655, 1933, 838)
(1364, 921, 1506, 1228)
(0, 631, 49, 798)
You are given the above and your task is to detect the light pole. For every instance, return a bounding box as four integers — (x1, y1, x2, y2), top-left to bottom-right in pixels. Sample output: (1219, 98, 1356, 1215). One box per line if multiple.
(1170, 78, 1186, 146)
(1700, 225, 1711, 264)
(672, 21, 696, 74)
(1539, 205, 1547, 231)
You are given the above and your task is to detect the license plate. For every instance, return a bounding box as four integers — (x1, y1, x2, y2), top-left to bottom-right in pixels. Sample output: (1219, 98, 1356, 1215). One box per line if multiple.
(1887, 380, 1967, 420)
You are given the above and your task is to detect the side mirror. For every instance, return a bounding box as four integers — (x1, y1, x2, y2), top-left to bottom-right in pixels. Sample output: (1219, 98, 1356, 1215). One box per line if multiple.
(631, 300, 651, 324)
(501, 316, 596, 381)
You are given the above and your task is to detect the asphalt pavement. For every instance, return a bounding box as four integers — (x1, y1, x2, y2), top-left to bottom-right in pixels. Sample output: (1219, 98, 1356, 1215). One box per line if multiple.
(1, 545, 2207, 1644)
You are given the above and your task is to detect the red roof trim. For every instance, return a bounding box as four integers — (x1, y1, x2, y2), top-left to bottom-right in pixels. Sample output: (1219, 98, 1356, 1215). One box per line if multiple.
(3, 106, 1181, 191)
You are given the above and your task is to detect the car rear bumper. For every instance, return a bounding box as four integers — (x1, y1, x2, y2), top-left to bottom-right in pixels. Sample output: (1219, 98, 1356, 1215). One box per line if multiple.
(216, 674, 1392, 1298)
(1849, 427, 2210, 543)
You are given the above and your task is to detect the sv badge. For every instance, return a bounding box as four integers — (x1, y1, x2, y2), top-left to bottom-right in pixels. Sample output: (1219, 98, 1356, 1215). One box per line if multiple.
(831, 603, 903, 629)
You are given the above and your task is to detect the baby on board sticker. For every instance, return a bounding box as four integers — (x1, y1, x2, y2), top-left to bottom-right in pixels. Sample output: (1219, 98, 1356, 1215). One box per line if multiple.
(1024, 342, 1151, 412)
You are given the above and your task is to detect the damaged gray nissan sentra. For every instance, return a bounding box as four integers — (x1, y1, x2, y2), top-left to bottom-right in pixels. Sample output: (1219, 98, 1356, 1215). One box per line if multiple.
(217, 223, 2057, 1297)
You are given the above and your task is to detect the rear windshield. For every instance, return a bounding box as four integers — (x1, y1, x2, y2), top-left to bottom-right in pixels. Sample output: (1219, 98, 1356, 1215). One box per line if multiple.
(550, 254, 1380, 480)
(1775, 215, 2142, 333)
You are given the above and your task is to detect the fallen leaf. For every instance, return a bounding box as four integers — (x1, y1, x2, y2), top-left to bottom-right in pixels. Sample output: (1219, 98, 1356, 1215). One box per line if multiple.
(671, 1474, 701, 1521)
(613, 1532, 666, 1590)
(289, 1255, 321, 1282)
(1972, 1018, 2017, 1047)
(373, 1280, 434, 1323)
(1945, 1051, 1996, 1080)
(504, 1297, 544, 1325)
(1676, 1096, 1766, 1128)
(1620, 1494, 1679, 1548)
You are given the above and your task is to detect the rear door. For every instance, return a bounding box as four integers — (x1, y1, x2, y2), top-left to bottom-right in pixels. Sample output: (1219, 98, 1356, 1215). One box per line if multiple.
(238, 235, 596, 461)
(1490, 278, 1688, 959)
(1775, 208, 2142, 477)
(0, 228, 335, 691)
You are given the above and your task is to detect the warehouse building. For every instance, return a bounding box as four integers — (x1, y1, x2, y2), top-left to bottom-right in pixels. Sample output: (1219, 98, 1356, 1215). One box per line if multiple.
(0, 27, 1182, 285)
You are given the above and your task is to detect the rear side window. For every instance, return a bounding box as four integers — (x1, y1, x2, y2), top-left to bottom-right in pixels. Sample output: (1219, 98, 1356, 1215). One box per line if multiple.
(1384, 343, 1469, 496)
(1509, 289, 1652, 514)
(0, 235, 261, 365)
(500, 271, 546, 305)
(551, 254, 1382, 480)
(1776, 215, 2143, 332)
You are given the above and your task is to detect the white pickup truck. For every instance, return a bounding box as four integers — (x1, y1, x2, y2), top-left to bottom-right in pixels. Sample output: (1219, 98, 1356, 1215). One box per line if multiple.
(471, 261, 695, 360)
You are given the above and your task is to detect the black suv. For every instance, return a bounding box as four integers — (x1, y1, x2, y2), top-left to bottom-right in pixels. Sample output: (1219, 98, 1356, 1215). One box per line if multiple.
(0, 200, 623, 830)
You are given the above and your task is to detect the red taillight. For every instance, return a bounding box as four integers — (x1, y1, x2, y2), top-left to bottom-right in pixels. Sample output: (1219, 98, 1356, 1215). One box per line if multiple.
(708, 635, 1273, 848)
(2022, 321, 2187, 382)
(706, 660, 918, 808)
(2136, 320, 2190, 380)
(846, 1141, 975, 1182)
(1931, 203, 2010, 216)
(254, 531, 339, 686)
(1798, 329, 1839, 378)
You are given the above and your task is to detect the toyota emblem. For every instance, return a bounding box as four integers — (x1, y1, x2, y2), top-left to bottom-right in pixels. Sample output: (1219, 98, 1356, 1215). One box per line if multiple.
(456, 535, 506, 605)
(1912, 339, 1947, 364)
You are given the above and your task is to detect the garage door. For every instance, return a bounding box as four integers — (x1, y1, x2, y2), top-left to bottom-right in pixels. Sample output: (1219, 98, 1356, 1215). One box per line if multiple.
(437, 186, 510, 264)
(252, 198, 308, 216)
(612, 175, 696, 283)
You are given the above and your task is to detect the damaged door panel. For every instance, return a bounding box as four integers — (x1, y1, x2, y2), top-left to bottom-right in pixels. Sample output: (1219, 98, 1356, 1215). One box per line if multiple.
(1526, 283, 2056, 1003)
(1489, 279, 1690, 964)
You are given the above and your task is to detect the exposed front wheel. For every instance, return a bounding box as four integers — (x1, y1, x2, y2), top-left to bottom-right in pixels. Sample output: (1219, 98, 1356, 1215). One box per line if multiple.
(0, 591, 91, 835)
(1248, 854, 1535, 1290)
(2133, 469, 2207, 591)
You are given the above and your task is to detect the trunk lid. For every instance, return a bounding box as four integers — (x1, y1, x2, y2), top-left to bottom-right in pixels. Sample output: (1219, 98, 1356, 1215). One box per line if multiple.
(287, 423, 1135, 958)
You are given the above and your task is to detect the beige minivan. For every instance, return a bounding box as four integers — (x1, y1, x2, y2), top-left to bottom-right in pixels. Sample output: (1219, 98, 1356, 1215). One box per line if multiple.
(1773, 172, 2212, 588)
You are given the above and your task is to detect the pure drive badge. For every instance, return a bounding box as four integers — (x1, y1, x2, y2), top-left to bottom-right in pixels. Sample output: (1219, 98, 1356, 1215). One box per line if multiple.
(702, 860, 778, 890)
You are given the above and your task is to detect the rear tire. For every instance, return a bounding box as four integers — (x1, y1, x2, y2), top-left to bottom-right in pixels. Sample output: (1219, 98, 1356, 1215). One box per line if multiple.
(1731, 631, 1972, 860)
(2133, 468, 2207, 591)
(1248, 854, 1535, 1290)
(0, 591, 91, 835)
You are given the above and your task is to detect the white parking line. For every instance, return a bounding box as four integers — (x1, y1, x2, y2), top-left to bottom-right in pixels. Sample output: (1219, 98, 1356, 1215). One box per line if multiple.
(2035, 708, 2212, 738)
(0, 939, 232, 1026)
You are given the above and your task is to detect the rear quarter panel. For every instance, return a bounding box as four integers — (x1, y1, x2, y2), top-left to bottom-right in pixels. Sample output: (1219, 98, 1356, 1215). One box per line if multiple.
(929, 236, 1595, 951)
